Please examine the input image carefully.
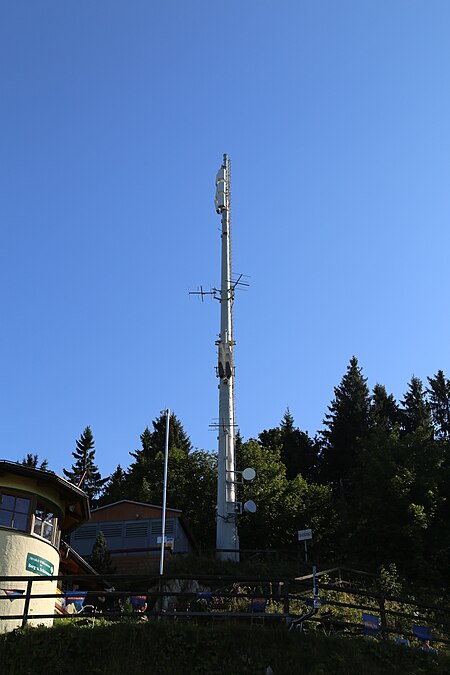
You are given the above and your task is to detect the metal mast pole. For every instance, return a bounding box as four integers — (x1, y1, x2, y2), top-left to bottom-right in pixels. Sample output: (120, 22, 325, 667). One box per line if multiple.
(215, 154, 239, 561)
(159, 408, 170, 576)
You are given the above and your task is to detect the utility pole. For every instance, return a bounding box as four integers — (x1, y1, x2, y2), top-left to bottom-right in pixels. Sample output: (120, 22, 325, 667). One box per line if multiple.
(214, 154, 239, 561)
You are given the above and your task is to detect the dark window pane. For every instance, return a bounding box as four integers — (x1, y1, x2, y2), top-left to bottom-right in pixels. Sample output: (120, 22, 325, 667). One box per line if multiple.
(32, 504, 58, 543)
(0, 510, 13, 528)
(0, 495, 14, 510)
(13, 514, 28, 532)
(0, 494, 32, 532)
(43, 523, 54, 541)
(43, 512, 56, 542)
(34, 518, 43, 536)
(15, 498, 30, 514)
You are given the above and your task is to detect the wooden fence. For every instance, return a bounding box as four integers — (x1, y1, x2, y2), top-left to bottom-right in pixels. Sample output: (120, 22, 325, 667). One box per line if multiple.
(0, 572, 448, 647)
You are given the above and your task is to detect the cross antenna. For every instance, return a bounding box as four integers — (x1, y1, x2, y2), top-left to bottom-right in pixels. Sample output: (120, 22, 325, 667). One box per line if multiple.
(231, 273, 250, 292)
(209, 419, 240, 430)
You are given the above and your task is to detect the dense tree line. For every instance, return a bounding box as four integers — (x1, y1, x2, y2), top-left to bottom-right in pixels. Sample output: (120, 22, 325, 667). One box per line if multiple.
(24, 358, 450, 586)
(93, 358, 450, 586)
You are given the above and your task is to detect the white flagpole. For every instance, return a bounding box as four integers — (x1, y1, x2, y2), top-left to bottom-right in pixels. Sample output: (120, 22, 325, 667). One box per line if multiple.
(159, 408, 170, 576)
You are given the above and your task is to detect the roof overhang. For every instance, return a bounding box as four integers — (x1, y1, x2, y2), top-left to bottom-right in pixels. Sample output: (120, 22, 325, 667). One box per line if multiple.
(0, 460, 90, 533)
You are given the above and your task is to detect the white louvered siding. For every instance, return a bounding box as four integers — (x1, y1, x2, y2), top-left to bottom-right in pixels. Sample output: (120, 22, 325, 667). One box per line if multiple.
(150, 519, 174, 536)
(73, 524, 97, 540)
(99, 524, 122, 538)
(124, 523, 148, 538)
(70, 516, 189, 558)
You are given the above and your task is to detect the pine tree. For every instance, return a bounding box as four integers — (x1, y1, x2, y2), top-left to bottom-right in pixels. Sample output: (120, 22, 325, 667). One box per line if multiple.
(427, 370, 450, 440)
(63, 426, 106, 503)
(88, 530, 115, 574)
(127, 412, 191, 495)
(425, 371, 450, 575)
(150, 411, 192, 457)
(370, 384, 400, 431)
(21, 454, 49, 470)
(22, 453, 38, 468)
(280, 408, 318, 481)
(97, 465, 127, 507)
(259, 410, 318, 481)
(320, 356, 371, 487)
(125, 427, 155, 498)
(400, 376, 432, 435)
(280, 408, 297, 478)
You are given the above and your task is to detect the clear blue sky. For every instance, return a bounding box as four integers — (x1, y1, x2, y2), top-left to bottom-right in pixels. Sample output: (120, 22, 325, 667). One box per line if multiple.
(1, 1, 449, 478)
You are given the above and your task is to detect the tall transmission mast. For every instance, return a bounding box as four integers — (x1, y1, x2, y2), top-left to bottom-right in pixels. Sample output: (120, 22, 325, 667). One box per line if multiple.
(214, 154, 239, 561)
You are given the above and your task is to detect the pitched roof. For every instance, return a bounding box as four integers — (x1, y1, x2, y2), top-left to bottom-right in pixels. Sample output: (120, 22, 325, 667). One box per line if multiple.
(0, 459, 90, 532)
(92, 499, 182, 514)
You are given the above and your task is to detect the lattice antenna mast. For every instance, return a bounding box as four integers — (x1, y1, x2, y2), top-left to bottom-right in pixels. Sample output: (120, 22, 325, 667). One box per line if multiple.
(214, 154, 239, 561)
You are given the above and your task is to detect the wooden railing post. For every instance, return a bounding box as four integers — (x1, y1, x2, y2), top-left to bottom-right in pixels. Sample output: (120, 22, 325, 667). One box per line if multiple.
(158, 577, 163, 621)
(21, 579, 33, 628)
(379, 593, 388, 640)
(283, 579, 290, 616)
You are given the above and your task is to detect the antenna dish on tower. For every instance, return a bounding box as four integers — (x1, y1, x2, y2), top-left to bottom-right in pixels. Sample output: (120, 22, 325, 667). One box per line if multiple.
(242, 467, 256, 481)
(243, 500, 257, 514)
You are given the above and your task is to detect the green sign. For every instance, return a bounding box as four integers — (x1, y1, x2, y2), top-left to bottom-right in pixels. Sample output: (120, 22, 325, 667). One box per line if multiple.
(26, 553, 54, 577)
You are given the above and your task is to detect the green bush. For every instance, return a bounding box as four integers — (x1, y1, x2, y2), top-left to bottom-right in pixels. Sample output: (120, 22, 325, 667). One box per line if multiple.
(1, 621, 449, 675)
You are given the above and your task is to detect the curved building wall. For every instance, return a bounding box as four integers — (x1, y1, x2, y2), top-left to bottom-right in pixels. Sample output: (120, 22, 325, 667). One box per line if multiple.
(0, 476, 64, 634)
(0, 530, 59, 633)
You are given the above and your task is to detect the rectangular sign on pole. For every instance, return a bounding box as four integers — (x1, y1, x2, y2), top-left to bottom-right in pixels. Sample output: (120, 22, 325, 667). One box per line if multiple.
(298, 529, 313, 542)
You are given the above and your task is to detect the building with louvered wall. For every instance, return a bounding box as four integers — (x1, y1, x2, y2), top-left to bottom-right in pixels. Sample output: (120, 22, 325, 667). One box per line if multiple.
(69, 500, 196, 574)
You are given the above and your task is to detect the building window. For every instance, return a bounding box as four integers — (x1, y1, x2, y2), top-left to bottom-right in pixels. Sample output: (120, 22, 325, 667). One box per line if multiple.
(0, 491, 60, 546)
(33, 503, 57, 544)
(0, 493, 31, 532)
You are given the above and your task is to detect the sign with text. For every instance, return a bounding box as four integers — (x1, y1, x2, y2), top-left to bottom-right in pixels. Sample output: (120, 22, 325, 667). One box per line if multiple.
(26, 553, 54, 577)
(298, 529, 313, 542)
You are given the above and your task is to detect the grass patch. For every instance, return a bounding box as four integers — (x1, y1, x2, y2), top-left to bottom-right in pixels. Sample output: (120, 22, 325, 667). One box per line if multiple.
(1, 621, 449, 674)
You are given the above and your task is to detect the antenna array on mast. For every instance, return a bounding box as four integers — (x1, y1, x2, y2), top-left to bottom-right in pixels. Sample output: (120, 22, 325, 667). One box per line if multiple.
(190, 155, 254, 562)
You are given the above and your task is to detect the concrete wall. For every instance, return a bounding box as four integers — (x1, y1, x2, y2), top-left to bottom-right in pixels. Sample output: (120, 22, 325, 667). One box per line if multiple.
(0, 529, 59, 633)
(0, 473, 64, 634)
